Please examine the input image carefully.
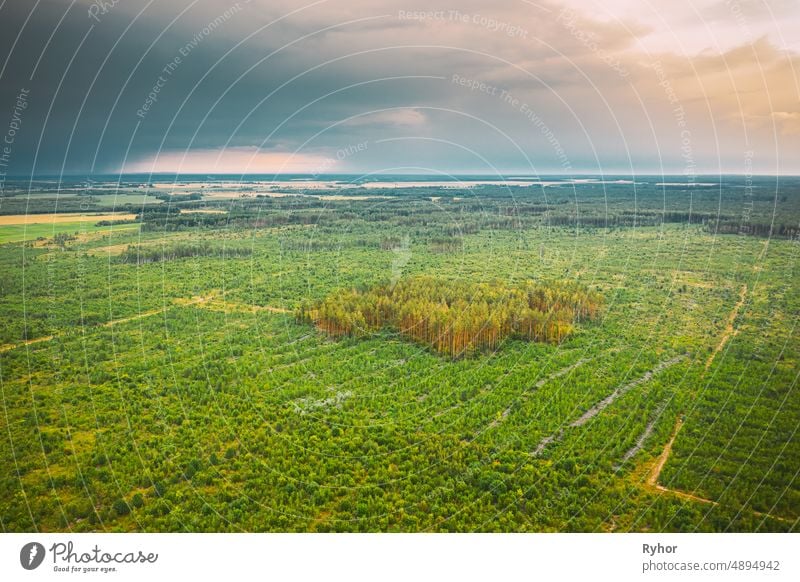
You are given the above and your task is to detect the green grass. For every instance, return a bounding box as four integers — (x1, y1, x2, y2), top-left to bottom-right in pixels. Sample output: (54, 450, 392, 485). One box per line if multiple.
(0, 221, 140, 244)
(91, 194, 163, 208)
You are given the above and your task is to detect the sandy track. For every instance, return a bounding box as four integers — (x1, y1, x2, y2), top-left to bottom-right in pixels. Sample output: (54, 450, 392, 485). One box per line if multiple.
(0, 213, 137, 225)
(0, 294, 289, 353)
(647, 418, 683, 487)
(644, 417, 716, 504)
(643, 418, 795, 521)
(0, 335, 54, 353)
(705, 284, 747, 371)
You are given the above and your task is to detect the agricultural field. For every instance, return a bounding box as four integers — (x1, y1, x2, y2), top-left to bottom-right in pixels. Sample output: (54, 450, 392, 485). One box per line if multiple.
(0, 175, 798, 532)
(0, 213, 139, 245)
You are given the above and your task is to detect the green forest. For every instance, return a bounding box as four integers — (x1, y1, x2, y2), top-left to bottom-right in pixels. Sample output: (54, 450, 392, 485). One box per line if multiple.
(0, 176, 798, 532)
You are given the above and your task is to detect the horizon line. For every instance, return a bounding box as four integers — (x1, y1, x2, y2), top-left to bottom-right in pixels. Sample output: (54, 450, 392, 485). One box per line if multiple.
(4, 172, 800, 179)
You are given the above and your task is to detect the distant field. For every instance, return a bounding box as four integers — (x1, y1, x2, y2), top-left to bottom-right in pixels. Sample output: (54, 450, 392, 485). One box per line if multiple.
(0, 192, 163, 215)
(91, 194, 163, 207)
(0, 219, 139, 244)
(0, 212, 137, 225)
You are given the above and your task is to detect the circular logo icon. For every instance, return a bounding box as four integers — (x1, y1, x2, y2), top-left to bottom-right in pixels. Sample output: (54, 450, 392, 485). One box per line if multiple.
(20, 542, 46, 570)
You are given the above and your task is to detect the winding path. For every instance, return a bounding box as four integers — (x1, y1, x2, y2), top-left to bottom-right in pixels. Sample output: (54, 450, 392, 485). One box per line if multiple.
(0, 294, 287, 353)
(705, 284, 747, 371)
(644, 417, 715, 504)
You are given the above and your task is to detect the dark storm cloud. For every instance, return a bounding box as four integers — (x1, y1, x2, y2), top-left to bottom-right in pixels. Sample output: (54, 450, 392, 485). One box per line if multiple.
(0, 0, 797, 175)
(0, 0, 328, 174)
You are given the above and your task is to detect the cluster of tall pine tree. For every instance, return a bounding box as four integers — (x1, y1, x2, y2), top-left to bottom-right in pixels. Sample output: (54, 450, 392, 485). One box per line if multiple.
(296, 276, 602, 357)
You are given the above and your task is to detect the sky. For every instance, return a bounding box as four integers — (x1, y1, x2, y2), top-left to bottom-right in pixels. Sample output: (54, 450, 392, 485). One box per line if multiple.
(0, 0, 797, 176)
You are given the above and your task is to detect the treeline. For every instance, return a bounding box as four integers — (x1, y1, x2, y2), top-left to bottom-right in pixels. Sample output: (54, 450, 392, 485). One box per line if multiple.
(429, 237, 463, 253)
(138, 210, 325, 232)
(117, 243, 252, 264)
(95, 219, 139, 226)
(296, 276, 602, 357)
(0, 195, 155, 215)
(706, 220, 800, 239)
(280, 239, 375, 252)
(381, 236, 408, 250)
(151, 192, 204, 202)
(545, 211, 733, 228)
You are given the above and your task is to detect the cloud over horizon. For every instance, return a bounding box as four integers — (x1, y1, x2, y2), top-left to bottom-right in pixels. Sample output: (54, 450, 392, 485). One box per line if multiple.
(0, 0, 797, 176)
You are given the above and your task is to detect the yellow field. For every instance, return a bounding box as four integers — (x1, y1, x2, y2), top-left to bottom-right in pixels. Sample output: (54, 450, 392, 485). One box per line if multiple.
(0, 212, 137, 225)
